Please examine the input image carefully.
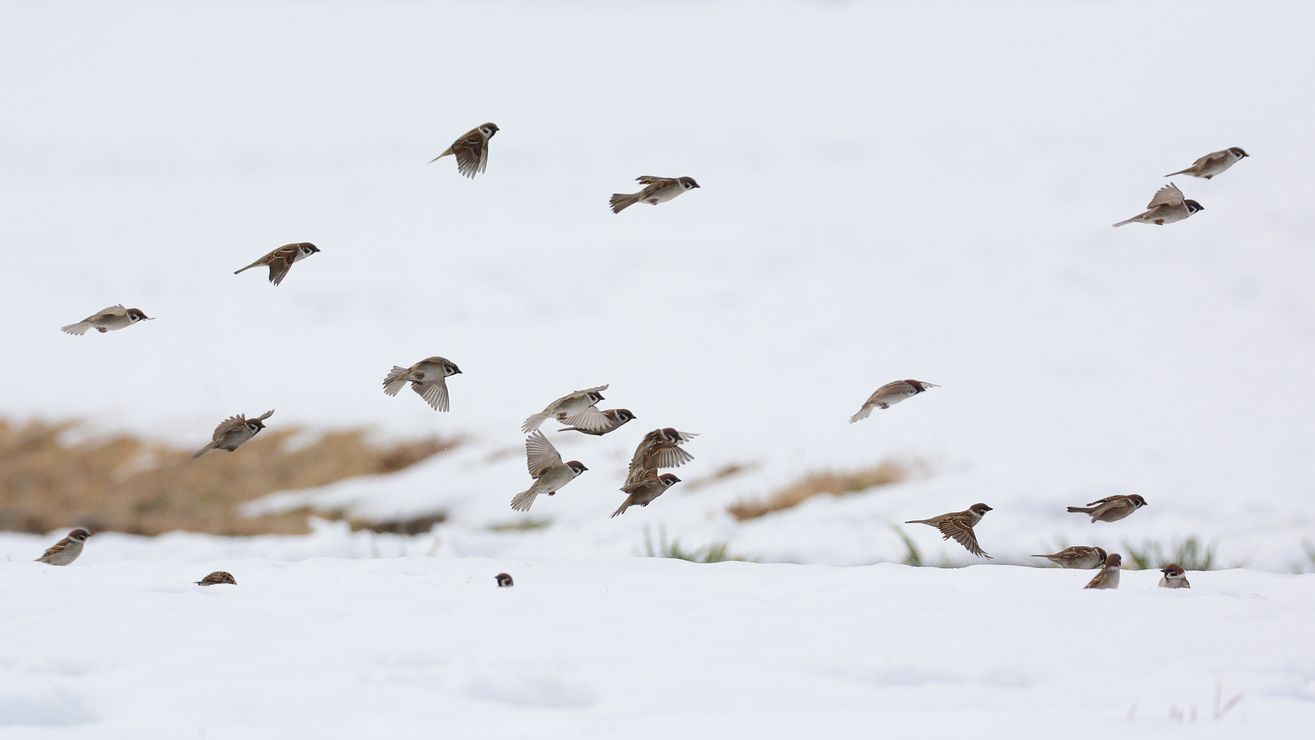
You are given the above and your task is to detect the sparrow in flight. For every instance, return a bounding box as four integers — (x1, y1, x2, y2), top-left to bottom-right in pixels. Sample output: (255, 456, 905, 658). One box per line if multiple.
(904, 503, 993, 559)
(429, 122, 499, 178)
(234, 242, 320, 285)
(609, 176, 700, 213)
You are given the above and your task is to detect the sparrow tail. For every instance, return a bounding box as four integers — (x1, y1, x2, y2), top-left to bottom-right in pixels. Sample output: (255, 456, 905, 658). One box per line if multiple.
(427, 148, 453, 164)
(1065, 506, 1093, 514)
(609, 193, 640, 214)
(381, 366, 410, 397)
(510, 489, 538, 513)
(60, 322, 90, 336)
(1111, 217, 1138, 228)
(191, 444, 214, 459)
(610, 501, 630, 518)
(233, 264, 259, 275)
(520, 412, 550, 434)
(1163, 168, 1190, 177)
(903, 519, 932, 525)
(848, 406, 874, 424)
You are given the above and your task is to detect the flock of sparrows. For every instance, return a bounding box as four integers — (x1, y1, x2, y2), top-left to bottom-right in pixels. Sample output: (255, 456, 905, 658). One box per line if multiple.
(39, 127, 1241, 591)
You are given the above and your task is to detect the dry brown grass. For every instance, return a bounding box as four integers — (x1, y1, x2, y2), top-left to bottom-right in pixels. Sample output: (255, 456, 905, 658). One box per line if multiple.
(0, 419, 457, 535)
(727, 460, 920, 521)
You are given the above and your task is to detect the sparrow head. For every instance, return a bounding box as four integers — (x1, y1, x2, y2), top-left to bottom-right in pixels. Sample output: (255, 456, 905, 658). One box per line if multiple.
(609, 409, 636, 423)
(969, 503, 993, 516)
(479, 122, 499, 139)
(126, 308, 153, 323)
(566, 461, 588, 475)
(587, 391, 605, 404)
(1094, 546, 1108, 563)
(1228, 147, 1249, 159)
(677, 177, 700, 190)
(907, 379, 937, 392)
(1104, 552, 1122, 568)
(442, 359, 462, 376)
(1161, 563, 1185, 577)
(245, 418, 267, 434)
(1185, 200, 1204, 214)
(1128, 494, 1148, 508)
(495, 572, 514, 587)
(299, 243, 321, 257)
(656, 427, 682, 442)
(67, 528, 92, 542)
(658, 473, 682, 487)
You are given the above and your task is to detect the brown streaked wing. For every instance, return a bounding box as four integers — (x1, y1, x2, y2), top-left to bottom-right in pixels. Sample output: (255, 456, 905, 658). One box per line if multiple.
(524, 431, 563, 478)
(211, 416, 247, 441)
(936, 518, 991, 558)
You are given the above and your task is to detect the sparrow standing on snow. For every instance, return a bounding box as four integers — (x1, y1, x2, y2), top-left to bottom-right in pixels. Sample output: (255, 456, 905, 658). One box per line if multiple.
(495, 573, 514, 588)
(1164, 147, 1249, 180)
(625, 428, 699, 486)
(558, 409, 636, 436)
(429, 122, 499, 178)
(849, 379, 939, 423)
(192, 409, 275, 458)
(35, 528, 91, 565)
(1084, 552, 1122, 590)
(382, 357, 462, 411)
(1159, 563, 1191, 589)
(234, 242, 321, 286)
(61, 305, 153, 335)
(611, 472, 681, 518)
(195, 571, 237, 586)
(609, 176, 700, 213)
(509, 431, 589, 512)
(521, 385, 609, 434)
(904, 503, 994, 559)
(1031, 546, 1108, 569)
(1066, 494, 1148, 523)
(1112, 183, 1203, 227)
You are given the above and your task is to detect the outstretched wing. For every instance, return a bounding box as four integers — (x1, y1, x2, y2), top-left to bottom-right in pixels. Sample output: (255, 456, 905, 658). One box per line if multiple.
(524, 431, 563, 478)
(1147, 183, 1184, 209)
(412, 380, 450, 412)
(558, 407, 610, 433)
(211, 415, 246, 441)
(937, 519, 991, 558)
(450, 129, 488, 178)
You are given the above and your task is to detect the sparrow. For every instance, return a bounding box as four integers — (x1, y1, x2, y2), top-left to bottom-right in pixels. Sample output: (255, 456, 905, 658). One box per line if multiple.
(34, 528, 91, 566)
(192, 409, 275, 458)
(521, 385, 609, 434)
(1084, 552, 1122, 590)
(611, 472, 681, 518)
(1031, 546, 1108, 569)
(625, 428, 699, 486)
(609, 176, 700, 213)
(382, 356, 462, 412)
(509, 431, 589, 512)
(1112, 183, 1203, 227)
(234, 242, 320, 286)
(1159, 563, 1191, 589)
(1066, 494, 1148, 523)
(557, 408, 636, 436)
(849, 379, 939, 423)
(61, 305, 153, 335)
(904, 503, 993, 559)
(195, 571, 237, 586)
(1164, 147, 1248, 180)
(495, 572, 514, 588)
(429, 122, 499, 178)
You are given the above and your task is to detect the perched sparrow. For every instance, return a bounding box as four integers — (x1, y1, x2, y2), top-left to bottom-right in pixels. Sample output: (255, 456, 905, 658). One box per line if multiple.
(35, 528, 91, 566)
(495, 572, 514, 588)
(611, 472, 681, 518)
(1066, 494, 1148, 523)
(382, 356, 462, 411)
(509, 431, 588, 512)
(195, 571, 237, 586)
(849, 379, 939, 423)
(1159, 563, 1191, 589)
(61, 305, 153, 336)
(609, 176, 700, 213)
(1031, 546, 1108, 569)
(521, 384, 609, 434)
(1084, 552, 1123, 590)
(904, 503, 993, 559)
(429, 122, 499, 178)
(1112, 183, 1203, 227)
(234, 242, 321, 286)
(625, 428, 699, 486)
(192, 409, 275, 458)
(1164, 147, 1248, 180)
(557, 409, 636, 436)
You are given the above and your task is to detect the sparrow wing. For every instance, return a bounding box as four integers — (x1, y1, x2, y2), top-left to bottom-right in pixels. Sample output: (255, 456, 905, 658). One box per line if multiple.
(547, 384, 609, 412)
(211, 415, 247, 441)
(621, 468, 659, 493)
(1147, 183, 1184, 209)
(635, 176, 673, 186)
(412, 379, 450, 412)
(936, 518, 991, 559)
(524, 431, 563, 478)
(266, 249, 297, 286)
(87, 305, 127, 322)
(1194, 151, 1226, 168)
(1084, 495, 1119, 506)
(558, 406, 610, 433)
(450, 130, 487, 178)
(646, 443, 695, 470)
(37, 538, 71, 561)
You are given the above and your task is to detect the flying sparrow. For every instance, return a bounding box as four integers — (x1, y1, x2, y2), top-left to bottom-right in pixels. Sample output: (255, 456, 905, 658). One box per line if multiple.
(609, 176, 700, 213)
(904, 503, 993, 559)
(195, 571, 237, 586)
(611, 472, 681, 518)
(1164, 147, 1248, 179)
(34, 528, 91, 566)
(1112, 183, 1204, 227)
(521, 385, 609, 434)
(557, 409, 636, 436)
(429, 122, 499, 178)
(509, 431, 589, 512)
(1031, 546, 1108, 569)
(495, 572, 514, 588)
(234, 242, 321, 286)
(1159, 563, 1191, 589)
(849, 379, 939, 423)
(61, 305, 153, 336)
(192, 409, 275, 458)
(1066, 494, 1148, 523)
(382, 356, 462, 411)
(625, 428, 699, 486)
(1084, 552, 1122, 589)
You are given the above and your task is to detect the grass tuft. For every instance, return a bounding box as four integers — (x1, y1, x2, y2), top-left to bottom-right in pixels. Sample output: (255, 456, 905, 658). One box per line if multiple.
(1120, 537, 1230, 571)
(641, 525, 747, 563)
(727, 460, 919, 521)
